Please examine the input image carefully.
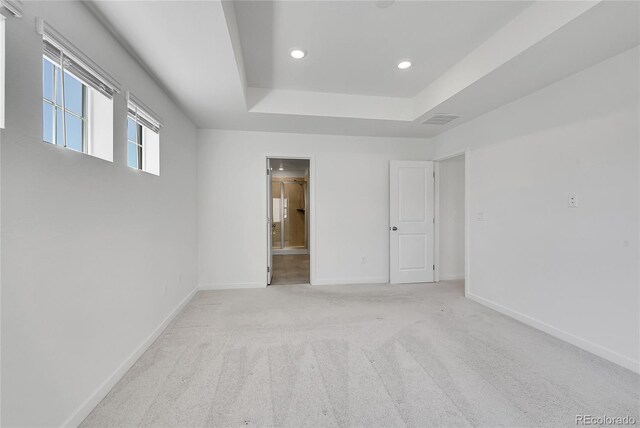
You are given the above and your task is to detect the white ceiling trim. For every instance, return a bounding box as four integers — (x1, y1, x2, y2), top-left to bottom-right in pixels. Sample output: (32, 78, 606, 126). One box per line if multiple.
(248, 87, 414, 121)
(412, 0, 602, 122)
(85, 0, 638, 138)
(224, 1, 603, 125)
(221, 0, 249, 109)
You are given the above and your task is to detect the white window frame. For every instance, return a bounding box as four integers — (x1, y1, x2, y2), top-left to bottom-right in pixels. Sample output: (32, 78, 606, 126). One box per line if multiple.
(0, 16, 5, 130)
(0, 0, 22, 18)
(126, 91, 163, 175)
(36, 19, 121, 96)
(37, 18, 120, 160)
(0, 0, 23, 129)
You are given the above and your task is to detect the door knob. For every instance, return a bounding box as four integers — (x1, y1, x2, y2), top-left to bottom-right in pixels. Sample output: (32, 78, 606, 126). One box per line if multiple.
(391, 226, 398, 231)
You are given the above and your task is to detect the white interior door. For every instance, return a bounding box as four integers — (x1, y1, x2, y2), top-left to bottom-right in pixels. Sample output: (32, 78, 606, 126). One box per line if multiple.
(267, 159, 273, 285)
(390, 160, 435, 284)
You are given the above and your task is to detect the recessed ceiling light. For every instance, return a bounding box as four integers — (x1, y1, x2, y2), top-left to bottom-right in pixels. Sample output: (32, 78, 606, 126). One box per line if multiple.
(279, 166, 284, 171)
(397, 60, 412, 70)
(290, 49, 306, 59)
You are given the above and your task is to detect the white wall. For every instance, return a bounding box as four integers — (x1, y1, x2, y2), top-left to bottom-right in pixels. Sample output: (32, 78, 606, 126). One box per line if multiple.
(438, 154, 465, 280)
(1, 2, 198, 426)
(198, 129, 429, 288)
(430, 47, 640, 372)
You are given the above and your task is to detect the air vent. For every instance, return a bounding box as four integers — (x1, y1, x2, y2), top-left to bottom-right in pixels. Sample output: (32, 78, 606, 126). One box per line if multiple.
(423, 114, 462, 125)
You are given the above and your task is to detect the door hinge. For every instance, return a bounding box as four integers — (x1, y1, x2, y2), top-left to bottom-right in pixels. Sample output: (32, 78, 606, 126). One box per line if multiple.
(433, 171, 435, 178)
(433, 217, 435, 224)
(433, 265, 435, 271)
(267, 168, 270, 176)
(267, 266, 270, 272)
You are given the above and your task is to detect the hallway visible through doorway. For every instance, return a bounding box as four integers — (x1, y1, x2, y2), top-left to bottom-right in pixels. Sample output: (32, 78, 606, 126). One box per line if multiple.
(268, 158, 310, 285)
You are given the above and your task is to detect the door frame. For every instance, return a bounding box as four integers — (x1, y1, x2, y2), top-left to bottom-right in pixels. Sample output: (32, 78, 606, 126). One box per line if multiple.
(433, 148, 470, 297)
(267, 158, 273, 284)
(265, 155, 315, 286)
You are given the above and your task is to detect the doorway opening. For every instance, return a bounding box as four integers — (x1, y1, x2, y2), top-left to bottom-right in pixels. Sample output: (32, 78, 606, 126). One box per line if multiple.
(436, 153, 466, 287)
(267, 158, 310, 286)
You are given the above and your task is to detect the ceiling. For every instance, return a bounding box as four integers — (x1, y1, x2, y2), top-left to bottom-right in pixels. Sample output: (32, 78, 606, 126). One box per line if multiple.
(234, 1, 531, 98)
(87, 0, 640, 139)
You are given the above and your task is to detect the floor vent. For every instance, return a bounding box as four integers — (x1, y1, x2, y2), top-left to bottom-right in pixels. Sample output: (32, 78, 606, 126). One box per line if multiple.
(423, 113, 462, 125)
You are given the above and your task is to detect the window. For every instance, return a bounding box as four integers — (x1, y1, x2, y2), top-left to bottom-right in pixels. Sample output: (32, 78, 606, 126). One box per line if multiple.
(0, 17, 5, 129)
(37, 19, 120, 161)
(0, 0, 23, 129)
(42, 57, 86, 152)
(127, 117, 142, 169)
(127, 92, 162, 175)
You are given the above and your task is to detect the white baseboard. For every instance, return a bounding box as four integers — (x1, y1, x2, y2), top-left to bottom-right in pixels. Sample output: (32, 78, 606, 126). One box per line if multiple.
(313, 277, 388, 286)
(439, 273, 465, 281)
(199, 282, 265, 290)
(62, 287, 198, 427)
(467, 293, 640, 374)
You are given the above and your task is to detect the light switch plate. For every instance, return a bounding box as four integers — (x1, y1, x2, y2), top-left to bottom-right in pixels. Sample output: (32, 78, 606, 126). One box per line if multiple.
(568, 194, 578, 208)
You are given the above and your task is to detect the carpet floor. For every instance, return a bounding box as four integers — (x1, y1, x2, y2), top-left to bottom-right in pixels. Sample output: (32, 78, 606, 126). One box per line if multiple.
(81, 280, 639, 427)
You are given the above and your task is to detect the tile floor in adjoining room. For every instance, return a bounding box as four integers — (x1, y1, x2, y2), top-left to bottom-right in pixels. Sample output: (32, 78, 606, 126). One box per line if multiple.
(271, 254, 310, 285)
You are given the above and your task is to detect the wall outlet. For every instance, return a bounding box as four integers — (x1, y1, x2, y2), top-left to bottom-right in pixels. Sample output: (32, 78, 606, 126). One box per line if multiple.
(568, 194, 578, 208)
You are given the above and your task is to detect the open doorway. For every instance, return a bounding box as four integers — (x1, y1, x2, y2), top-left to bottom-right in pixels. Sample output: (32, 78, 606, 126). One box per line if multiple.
(436, 153, 466, 285)
(267, 158, 310, 285)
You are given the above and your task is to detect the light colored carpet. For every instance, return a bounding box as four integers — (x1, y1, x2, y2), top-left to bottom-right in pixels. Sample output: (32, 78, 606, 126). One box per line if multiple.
(82, 281, 639, 427)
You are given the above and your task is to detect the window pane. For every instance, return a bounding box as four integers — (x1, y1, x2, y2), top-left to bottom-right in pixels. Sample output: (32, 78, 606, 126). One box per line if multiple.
(43, 102, 54, 144)
(65, 113, 83, 152)
(127, 117, 138, 142)
(64, 72, 84, 116)
(55, 68, 62, 106)
(56, 108, 64, 146)
(43, 59, 54, 102)
(127, 141, 139, 169)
